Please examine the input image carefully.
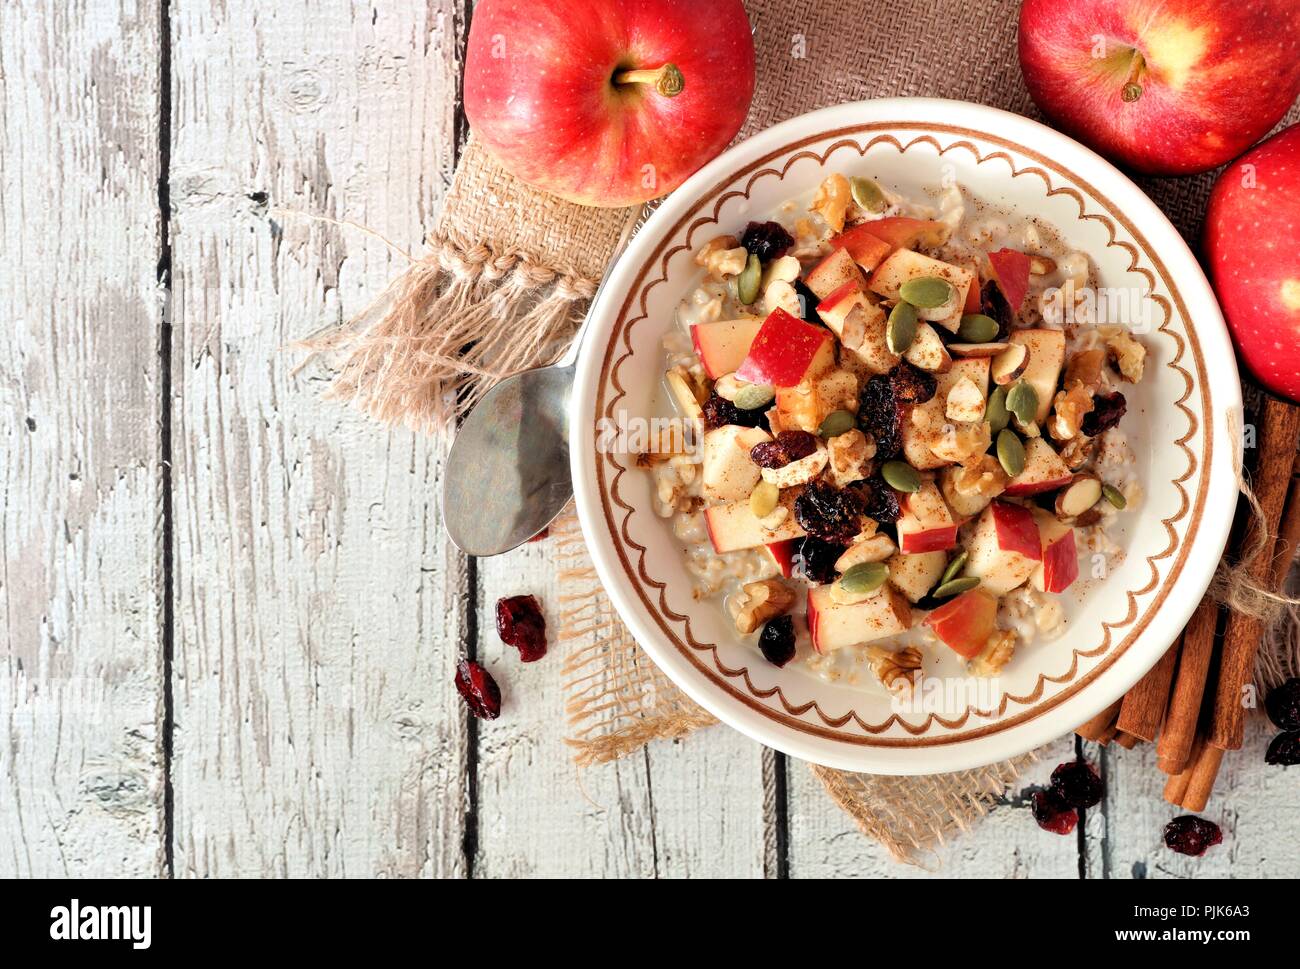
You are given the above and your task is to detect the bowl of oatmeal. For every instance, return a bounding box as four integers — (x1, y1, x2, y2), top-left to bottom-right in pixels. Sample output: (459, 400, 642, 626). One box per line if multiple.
(569, 98, 1242, 774)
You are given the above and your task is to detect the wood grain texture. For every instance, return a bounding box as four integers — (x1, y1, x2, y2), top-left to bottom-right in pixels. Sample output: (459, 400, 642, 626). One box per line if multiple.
(473, 540, 769, 877)
(167, 0, 471, 876)
(0, 0, 166, 877)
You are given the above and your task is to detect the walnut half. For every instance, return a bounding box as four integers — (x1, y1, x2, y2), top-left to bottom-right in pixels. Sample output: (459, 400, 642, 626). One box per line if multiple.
(734, 579, 796, 635)
(970, 629, 1016, 677)
(865, 645, 923, 696)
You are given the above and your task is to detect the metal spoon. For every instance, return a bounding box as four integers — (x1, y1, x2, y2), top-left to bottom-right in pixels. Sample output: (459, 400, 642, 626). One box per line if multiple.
(441, 204, 652, 556)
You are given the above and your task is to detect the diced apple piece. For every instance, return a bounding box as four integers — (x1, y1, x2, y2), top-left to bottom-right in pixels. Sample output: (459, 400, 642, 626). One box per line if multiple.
(834, 533, 897, 571)
(1030, 509, 1079, 594)
(948, 342, 1010, 359)
(887, 550, 947, 603)
(701, 425, 771, 502)
(855, 216, 947, 253)
(804, 247, 865, 301)
(763, 539, 798, 578)
(945, 375, 986, 423)
(903, 321, 952, 373)
(736, 308, 835, 388)
(901, 358, 990, 470)
(829, 224, 892, 271)
(807, 584, 912, 655)
(775, 367, 857, 433)
(691, 317, 764, 379)
(964, 501, 1041, 595)
(841, 300, 897, 374)
(703, 488, 806, 553)
(963, 275, 983, 314)
(926, 590, 999, 659)
(896, 481, 958, 553)
(1004, 437, 1073, 497)
(867, 249, 975, 334)
(987, 247, 1031, 315)
(1009, 329, 1066, 422)
(816, 280, 866, 332)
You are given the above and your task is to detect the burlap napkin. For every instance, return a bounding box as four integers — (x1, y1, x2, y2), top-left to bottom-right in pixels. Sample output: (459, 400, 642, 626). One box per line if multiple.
(312, 0, 1300, 863)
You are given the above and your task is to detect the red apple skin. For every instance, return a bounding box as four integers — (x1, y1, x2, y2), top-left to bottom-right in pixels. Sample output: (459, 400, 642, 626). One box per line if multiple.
(988, 248, 1031, 315)
(991, 501, 1042, 561)
(1041, 531, 1080, 594)
(899, 525, 960, 555)
(1205, 124, 1300, 403)
(464, 0, 755, 206)
(1019, 0, 1300, 176)
(830, 224, 893, 270)
(926, 590, 998, 659)
(817, 281, 862, 315)
(764, 540, 797, 579)
(1003, 473, 1074, 499)
(736, 309, 834, 388)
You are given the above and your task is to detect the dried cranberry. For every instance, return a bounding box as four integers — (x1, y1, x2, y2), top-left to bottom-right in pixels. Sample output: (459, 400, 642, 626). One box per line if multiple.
(740, 220, 794, 262)
(861, 475, 902, 523)
(1265, 678, 1300, 730)
(1081, 391, 1127, 436)
(858, 374, 904, 459)
(1031, 789, 1079, 835)
(1164, 815, 1222, 856)
(702, 392, 767, 431)
(888, 361, 937, 405)
(758, 615, 797, 667)
(1266, 730, 1300, 766)
(793, 536, 846, 585)
(794, 481, 864, 544)
(750, 430, 818, 469)
(496, 594, 547, 662)
(1050, 760, 1104, 809)
(981, 279, 1013, 337)
(454, 659, 502, 720)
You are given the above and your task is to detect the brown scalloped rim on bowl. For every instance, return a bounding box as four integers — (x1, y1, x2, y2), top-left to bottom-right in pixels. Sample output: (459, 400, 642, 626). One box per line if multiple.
(570, 98, 1241, 774)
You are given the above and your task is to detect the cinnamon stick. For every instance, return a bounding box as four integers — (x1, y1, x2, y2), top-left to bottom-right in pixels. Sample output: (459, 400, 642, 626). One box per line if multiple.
(1163, 737, 1198, 805)
(1268, 452, 1300, 587)
(1114, 731, 1141, 749)
(1117, 637, 1181, 742)
(1179, 742, 1225, 812)
(1076, 699, 1122, 743)
(1208, 395, 1300, 750)
(1156, 599, 1219, 774)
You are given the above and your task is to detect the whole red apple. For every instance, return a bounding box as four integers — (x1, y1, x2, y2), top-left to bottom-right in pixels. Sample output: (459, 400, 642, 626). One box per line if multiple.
(464, 0, 754, 207)
(1018, 0, 1300, 175)
(1205, 124, 1300, 403)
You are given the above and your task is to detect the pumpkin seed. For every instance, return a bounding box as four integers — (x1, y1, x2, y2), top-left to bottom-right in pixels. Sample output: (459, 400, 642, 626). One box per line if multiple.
(958, 313, 999, 343)
(1102, 482, 1127, 510)
(818, 409, 857, 438)
(735, 252, 762, 305)
(840, 561, 888, 595)
(997, 429, 1026, 477)
(1006, 379, 1039, 425)
(932, 576, 980, 599)
(899, 276, 953, 309)
(940, 550, 968, 586)
(749, 480, 779, 519)
(849, 176, 887, 214)
(880, 459, 921, 493)
(886, 300, 918, 354)
(986, 386, 1011, 433)
(733, 382, 775, 411)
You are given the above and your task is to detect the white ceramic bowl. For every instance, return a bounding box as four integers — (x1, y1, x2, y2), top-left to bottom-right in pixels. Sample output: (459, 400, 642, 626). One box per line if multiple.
(570, 98, 1241, 774)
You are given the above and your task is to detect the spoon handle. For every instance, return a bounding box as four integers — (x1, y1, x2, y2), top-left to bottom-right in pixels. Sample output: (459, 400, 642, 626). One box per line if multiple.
(558, 199, 661, 368)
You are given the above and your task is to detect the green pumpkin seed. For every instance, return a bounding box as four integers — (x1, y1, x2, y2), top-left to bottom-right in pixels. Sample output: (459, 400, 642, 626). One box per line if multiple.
(818, 409, 857, 438)
(849, 176, 887, 214)
(1102, 482, 1127, 510)
(880, 459, 921, 493)
(997, 429, 1026, 477)
(899, 276, 953, 309)
(735, 252, 762, 305)
(986, 386, 1011, 433)
(840, 561, 888, 595)
(749, 480, 779, 519)
(1006, 379, 1039, 425)
(958, 313, 999, 344)
(932, 576, 980, 599)
(733, 382, 775, 411)
(887, 301, 918, 354)
(940, 550, 968, 586)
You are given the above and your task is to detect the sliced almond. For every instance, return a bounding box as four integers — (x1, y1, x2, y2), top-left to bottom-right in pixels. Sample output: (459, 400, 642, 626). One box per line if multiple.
(834, 533, 897, 571)
(945, 375, 987, 423)
(947, 341, 1011, 358)
(902, 321, 953, 373)
(990, 342, 1029, 386)
(1055, 473, 1103, 521)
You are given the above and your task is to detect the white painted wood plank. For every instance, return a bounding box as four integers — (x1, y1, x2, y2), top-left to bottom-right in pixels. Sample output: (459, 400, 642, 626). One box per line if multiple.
(168, 0, 470, 877)
(473, 540, 768, 877)
(0, 0, 165, 877)
(787, 736, 1083, 877)
(1094, 716, 1300, 878)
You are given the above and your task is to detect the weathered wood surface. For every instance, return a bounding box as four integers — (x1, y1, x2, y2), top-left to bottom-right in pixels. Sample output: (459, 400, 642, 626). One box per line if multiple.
(0, 0, 166, 877)
(1, 0, 1294, 879)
